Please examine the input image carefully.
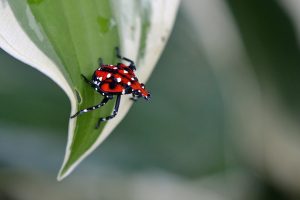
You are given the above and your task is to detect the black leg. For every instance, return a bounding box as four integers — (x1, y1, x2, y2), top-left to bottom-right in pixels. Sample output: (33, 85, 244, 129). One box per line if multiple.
(130, 92, 140, 101)
(70, 97, 110, 118)
(96, 95, 121, 128)
(115, 47, 136, 70)
(130, 97, 138, 102)
(81, 74, 94, 86)
(98, 57, 103, 66)
(81, 74, 101, 92)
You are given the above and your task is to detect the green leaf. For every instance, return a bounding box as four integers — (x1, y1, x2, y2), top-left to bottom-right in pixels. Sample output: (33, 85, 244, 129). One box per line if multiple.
(0, 0, 180, 180)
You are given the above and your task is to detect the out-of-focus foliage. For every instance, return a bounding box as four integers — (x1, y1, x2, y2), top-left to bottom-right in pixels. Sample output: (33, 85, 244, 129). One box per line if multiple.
(227, 0, 300, 113)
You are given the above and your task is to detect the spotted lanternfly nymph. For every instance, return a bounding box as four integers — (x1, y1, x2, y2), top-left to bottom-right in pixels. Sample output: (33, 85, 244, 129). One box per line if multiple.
(71, 47, 151, 128)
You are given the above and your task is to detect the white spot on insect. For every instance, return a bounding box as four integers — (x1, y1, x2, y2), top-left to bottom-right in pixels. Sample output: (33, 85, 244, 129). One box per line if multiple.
(138, 90, 141, 93)
(127, 82, 131, 85)
(92, 107, 95, 109)
(83, 109, 88, 112)
(141, 85, 145, 89)
(116, 77, 121, 82)
(131, 77, 135, 81)
(122, 89, 125, 94)
(123, 70, 128, 74)
(99, 76, 103, 81)
(107, 73, 111, 78)
(113, 67, 118, 70)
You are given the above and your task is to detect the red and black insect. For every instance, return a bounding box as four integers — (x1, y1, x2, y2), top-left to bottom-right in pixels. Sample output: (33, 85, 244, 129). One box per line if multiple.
(71, 47, 151, 128)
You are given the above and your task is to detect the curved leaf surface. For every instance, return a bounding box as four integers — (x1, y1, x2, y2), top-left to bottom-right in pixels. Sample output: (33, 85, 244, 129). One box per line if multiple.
(0, 0, 180, 180)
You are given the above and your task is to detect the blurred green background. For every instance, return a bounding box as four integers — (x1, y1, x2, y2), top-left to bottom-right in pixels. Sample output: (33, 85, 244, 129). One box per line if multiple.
(1, 0, 300, 199)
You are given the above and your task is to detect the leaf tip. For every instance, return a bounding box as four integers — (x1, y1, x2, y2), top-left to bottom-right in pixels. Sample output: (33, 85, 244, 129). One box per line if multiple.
(56, 166, 69, 181)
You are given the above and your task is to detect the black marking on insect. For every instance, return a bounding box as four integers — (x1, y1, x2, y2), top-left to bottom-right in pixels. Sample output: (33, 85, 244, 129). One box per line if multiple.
(70, 47, 151, 128)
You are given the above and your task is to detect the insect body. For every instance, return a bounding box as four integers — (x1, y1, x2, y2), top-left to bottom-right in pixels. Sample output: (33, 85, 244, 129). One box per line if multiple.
(71, 48, 150, 128)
